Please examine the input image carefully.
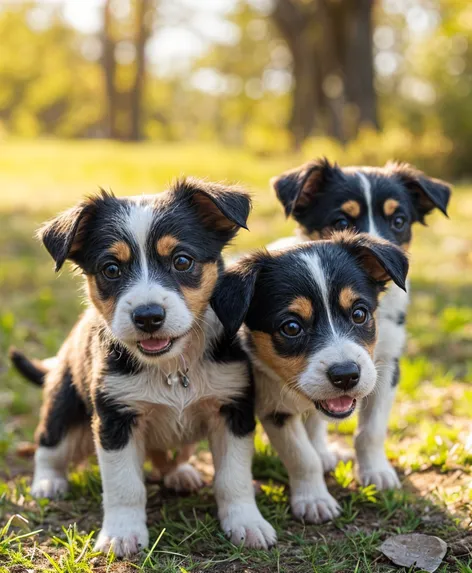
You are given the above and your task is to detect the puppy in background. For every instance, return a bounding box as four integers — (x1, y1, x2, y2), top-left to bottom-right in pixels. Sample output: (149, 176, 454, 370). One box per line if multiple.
(270, 160, 451, 489)
(213, 232, 409, 523)
(11, 180, 276, 556)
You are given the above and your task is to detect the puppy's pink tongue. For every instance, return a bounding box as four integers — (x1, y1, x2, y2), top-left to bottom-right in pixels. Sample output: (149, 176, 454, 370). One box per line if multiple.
(324, 396, 354, 413)
(139, 338, 170, 352)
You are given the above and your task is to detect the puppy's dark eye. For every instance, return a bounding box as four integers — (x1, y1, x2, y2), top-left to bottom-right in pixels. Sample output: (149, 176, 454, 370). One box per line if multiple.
(334, 218, 350, 231)
(392, 215, 406, 231)
(102, 263, 121, 280)
(280, 320, 303, 338)
(173, 254, 194, 272)
(351, 306, 369, 325)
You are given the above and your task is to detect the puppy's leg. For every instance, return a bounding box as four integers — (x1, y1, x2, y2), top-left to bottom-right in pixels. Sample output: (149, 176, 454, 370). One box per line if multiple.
(305, 413, 350, 473)
(32, 369, 92, 499)
(263, 415, 340, 523)
(93, 405, 148, 557)
(32, 427, 92, 499)
(209, 417, 277, 549)
(162, 444, 204, 493)
(355, 359, 401, 490)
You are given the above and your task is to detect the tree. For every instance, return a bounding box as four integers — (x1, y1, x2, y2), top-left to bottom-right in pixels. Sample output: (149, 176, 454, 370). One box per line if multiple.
(271, 0, 378, 146)
(101, 0, 156, 141)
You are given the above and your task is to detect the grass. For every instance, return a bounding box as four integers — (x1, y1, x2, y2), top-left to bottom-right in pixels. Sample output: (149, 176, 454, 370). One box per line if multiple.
(1, 139, 472, 571)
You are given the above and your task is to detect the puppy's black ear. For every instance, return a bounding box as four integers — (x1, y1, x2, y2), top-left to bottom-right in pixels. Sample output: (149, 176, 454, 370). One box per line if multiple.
(211, 254, 263, 338)
(176, 177, 251, 239)
(271, 158, 341, 217)
(334, 231, 409, 291)
(38, 191, 107, 271)
(386, 162, 451, 221)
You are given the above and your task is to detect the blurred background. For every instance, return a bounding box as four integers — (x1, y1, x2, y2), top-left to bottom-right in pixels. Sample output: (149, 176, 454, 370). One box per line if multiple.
(0, 0, 470, 175)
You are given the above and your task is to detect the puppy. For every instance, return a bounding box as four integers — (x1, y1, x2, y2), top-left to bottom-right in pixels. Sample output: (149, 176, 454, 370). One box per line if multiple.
(213, 232, 409, 522)
(270, 159, 451, 489)
(13, 179, 276, 556)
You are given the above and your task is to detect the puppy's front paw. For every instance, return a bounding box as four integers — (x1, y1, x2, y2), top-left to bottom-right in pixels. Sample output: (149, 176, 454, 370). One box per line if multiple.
(220, 503, 277, 549)
(163, 463, 203, 493)
(94, 522, 149, 558)
(291, 491, 341, 524)
(358, 459, 401, 490)
(31, 475, 68, 499)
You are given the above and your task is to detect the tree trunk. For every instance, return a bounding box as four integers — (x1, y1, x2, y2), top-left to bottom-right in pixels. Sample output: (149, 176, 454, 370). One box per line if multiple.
(272, 0, 322, 147)
(343, 0, 378, 132)
(102, 0, 118, 139)
(129, 0, 152, 141)
(271, 0, 377, 146)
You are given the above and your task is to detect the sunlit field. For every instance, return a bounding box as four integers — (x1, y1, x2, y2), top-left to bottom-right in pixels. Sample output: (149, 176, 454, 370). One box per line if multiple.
(1, 141, 472, 572)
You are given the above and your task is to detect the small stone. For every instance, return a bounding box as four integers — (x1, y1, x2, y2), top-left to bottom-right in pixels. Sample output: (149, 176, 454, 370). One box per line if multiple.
(380, 533, 447, 573)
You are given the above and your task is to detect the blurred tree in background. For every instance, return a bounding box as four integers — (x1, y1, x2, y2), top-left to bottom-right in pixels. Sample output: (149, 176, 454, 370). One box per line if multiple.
(0, 0, 471, 176)
(272, 0, 377, 146)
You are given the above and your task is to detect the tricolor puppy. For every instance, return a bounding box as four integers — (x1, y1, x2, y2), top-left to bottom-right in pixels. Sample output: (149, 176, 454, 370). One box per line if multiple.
(213, 233, 409, 523)
(12, 179, 276, 556)
(270, 159, 451, 489)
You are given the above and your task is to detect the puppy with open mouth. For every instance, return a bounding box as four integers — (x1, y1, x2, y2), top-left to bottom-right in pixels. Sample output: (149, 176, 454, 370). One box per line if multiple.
(11, 179, 276, 556)
(213, 232, 409, 523)
(270, 159, 451, 489)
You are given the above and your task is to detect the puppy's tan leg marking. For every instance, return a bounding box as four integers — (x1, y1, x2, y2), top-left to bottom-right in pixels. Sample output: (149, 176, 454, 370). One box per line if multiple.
(305, 413, 351, 473)
(31, 425, 93, 499)
(162, 444, 204, 492)
(209, 417, 277, 550)
(263, 415, 341, 523)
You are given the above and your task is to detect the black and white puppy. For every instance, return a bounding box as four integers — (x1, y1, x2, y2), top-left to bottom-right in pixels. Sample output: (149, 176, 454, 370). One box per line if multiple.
(270, 159, 451, 489)
(13, 179, 276, 556)
(213, 233, 409, 522)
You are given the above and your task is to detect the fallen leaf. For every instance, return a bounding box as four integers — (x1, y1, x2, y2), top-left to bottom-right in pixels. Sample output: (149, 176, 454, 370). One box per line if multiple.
(380, 533, 447, 572)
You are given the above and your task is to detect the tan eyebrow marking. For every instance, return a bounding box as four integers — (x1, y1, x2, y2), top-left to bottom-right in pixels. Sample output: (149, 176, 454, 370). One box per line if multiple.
(108, 241, 131, 263)
(288, 296, 313, 321)
(383, 198, 400, 217)
(156, 235, 179, 257)
(341, 200, 361, 218)
(339, 286, 358, 311)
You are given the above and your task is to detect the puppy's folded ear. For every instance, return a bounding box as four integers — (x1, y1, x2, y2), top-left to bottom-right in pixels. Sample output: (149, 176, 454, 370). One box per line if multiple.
(386, 161, 451, 221)
(211, 254, 263, 338)
(334, 231, 409, 292)
(175, 178, 251, 240)
(271, 158, 342, 217)
(38, 191, 109, 271)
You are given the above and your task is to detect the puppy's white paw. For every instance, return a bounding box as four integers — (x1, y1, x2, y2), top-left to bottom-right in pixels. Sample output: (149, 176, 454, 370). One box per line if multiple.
(358, 460, 401, 490)
(163, 463, 203, 493)
(291, 491, 341, 524)
(220, 503, 277, 549)
(31, 475, 68, 499)
(94, 522, 149, 558)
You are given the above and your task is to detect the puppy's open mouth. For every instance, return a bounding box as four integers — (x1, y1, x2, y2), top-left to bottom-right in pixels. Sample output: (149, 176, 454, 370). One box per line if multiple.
(137, 338, 173, 356)
(315, 396, 357, 419)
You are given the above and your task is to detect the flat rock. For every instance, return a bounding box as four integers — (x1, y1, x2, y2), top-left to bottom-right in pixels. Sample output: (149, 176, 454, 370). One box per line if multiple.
(380, 533, 447, 572)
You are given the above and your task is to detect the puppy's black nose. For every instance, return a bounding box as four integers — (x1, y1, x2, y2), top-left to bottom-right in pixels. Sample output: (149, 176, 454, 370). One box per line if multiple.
(132, 305, 166, 333)
(327, 362, 360, 391)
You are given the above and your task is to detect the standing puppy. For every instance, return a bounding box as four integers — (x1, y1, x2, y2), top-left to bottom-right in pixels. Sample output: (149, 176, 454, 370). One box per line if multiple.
(270, 160, 451, 489)
(212, 233, 409, 522)
(16, 179, 276, 556)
